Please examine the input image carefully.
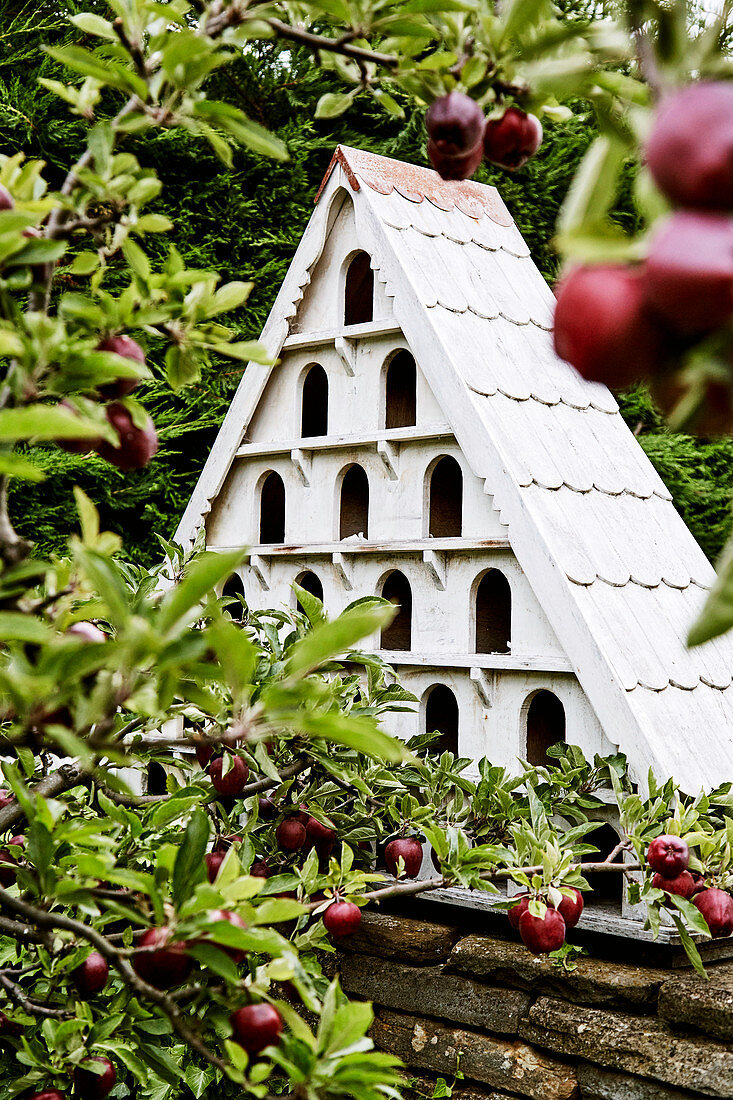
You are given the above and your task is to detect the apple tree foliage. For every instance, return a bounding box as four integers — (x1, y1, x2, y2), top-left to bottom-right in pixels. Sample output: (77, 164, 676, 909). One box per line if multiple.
(0, 0, 732, 1097)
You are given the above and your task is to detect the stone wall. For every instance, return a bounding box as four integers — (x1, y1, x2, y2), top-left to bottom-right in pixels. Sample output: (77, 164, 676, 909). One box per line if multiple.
(331, 907, 733, 1100)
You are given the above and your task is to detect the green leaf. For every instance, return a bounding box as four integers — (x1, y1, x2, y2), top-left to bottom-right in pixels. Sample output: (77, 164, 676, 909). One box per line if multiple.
(193, 102, 288, 161)
(0, 406, 102, 442)
(172, 809, 209, 908)
(0, 452, 44, 482)
(285, 602, 395, 677)
(315, 91, 358, 119)
(69, 13, 117, 40)
(688, 534, 733, 646)
(70, 252, 101, 276)
(0, 612, 53, 643)
(158, 550, 244, 633)
(45, 45, 148, 99)
(670, 913, 707, 978)
(75, 549, 130, 627)
(186, 942, 240, 982)
(557, 135, 628, 238)
(294, 711, 409, 764)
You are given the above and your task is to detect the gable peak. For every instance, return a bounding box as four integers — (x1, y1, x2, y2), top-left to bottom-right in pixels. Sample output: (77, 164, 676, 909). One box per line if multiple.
(315, 144, 513, 225)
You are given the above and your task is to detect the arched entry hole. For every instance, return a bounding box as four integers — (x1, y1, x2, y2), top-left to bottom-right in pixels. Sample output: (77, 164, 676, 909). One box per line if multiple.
(147, 761, 167, 796)
(344, 252, 373, 326)
(525, 690, 565, 767)
(428, 455, 463, 537)
(301, 364, 328, 438)
(475, 569, 511, 653)
(295, 570, 323, 613)
(340, 464, 369, 540)
(424, 684, 458, 756)
(380, 571, 412, 651)
(259, 471, 285, 543)
(385, 351, 417, 429)
(222, 573, 246, 624)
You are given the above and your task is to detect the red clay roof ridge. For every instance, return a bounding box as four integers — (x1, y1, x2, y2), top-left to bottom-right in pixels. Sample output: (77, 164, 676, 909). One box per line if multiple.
(315, 144, 513, 225)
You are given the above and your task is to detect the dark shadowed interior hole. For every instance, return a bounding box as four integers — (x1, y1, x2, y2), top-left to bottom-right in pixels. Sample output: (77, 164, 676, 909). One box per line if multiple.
(222, 573, 246, 623)
(295, 570, 323, 612)
(425, 684, 458, 755)
(526, 690, 565, 767)
(260, 472, 285, 543)
(380, 570, 412, 651)
(385, 351, 417, 429)
(340, 465, 369, 539)
(301, 364, 328, 438)
(475, 569, 511, 653)
(344, 252, 374, 326)
(429, 455, 463, 537)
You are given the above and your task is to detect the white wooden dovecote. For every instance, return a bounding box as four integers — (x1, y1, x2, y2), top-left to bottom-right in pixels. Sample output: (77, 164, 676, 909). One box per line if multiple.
(177, 145, 733, 798)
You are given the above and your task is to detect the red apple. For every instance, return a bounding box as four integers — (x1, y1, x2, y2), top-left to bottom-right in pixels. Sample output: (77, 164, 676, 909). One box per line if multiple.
(207, 909, 248, 963)
(693, 888, 733, 938)
(230, 1003, 283, 1053)
(73, 951, 109, 996)
(27, 1093, 65, 1100)
(483, 107, 542, 171)
(323, 900, 362, 938)
(0, 834, 24, 887)
(0, 1010, 22, 1036)
(96, 334, 145, 398)
(66, 622, 106, 643)
(74, 1057, 116, 1100)
(556, 888, 584, 929)
(644, 212, 733, 334)
(0, 186, 13, 211)
(131, 926, 192, 989)
(554, 264, 665, 387)
(508, 895, 530, 931)
(205, 851, 226, 883)
(647, 835, 689, 878)
(0, 791, 14, 810)
(95, 403, 158, 470)
(258, 795, 278, 819)
(209, 755, 249, 797)
(645, 82, 733, 210)
(276, 818, 307, 852)
(426, 92, 486, 180)
(384, 837, 423, 878)
(519, 907, 567, 954)
(195, 742, 216, 768)
(249, 859, 270, 879)
(652, 870, 697, 899)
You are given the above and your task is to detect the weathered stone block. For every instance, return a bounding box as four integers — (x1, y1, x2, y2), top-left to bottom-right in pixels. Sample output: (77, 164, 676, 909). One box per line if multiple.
(371, 1008, 578, 1100)
(578, 1063, 705, 1100)
(520, 996, 733, 1097)
(450, 935, 667, 1009)
(659, 968, 733, 1041)
(340, 955, 529, 1035)
(339, 912, 459, 964)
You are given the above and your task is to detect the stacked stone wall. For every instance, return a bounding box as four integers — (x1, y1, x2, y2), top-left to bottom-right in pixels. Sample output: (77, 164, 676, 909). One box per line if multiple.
(331, 908, 733, 1099)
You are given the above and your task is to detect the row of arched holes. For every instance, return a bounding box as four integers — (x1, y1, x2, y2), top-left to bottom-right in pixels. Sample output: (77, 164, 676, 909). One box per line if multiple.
(259, 452, 463, 545)
(300, 351, 417, 440)
(227, 568, 511, 655)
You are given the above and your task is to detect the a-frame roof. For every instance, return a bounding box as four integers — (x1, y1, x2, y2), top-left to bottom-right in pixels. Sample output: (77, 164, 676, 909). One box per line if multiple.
(177, 145, 733, 792)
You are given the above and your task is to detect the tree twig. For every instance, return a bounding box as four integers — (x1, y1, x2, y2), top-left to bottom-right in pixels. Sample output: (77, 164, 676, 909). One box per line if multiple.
(0, 885, 228, 1072)
(0, 972, 71, 1018)
(266, 18, 398, 68)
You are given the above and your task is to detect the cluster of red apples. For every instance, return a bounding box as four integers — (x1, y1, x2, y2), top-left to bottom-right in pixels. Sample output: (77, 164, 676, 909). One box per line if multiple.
(426, 92, 543, 179)
(0, 185, 157, 470)
(554, 82, 733, 415)
(647, 834, 733, 937)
